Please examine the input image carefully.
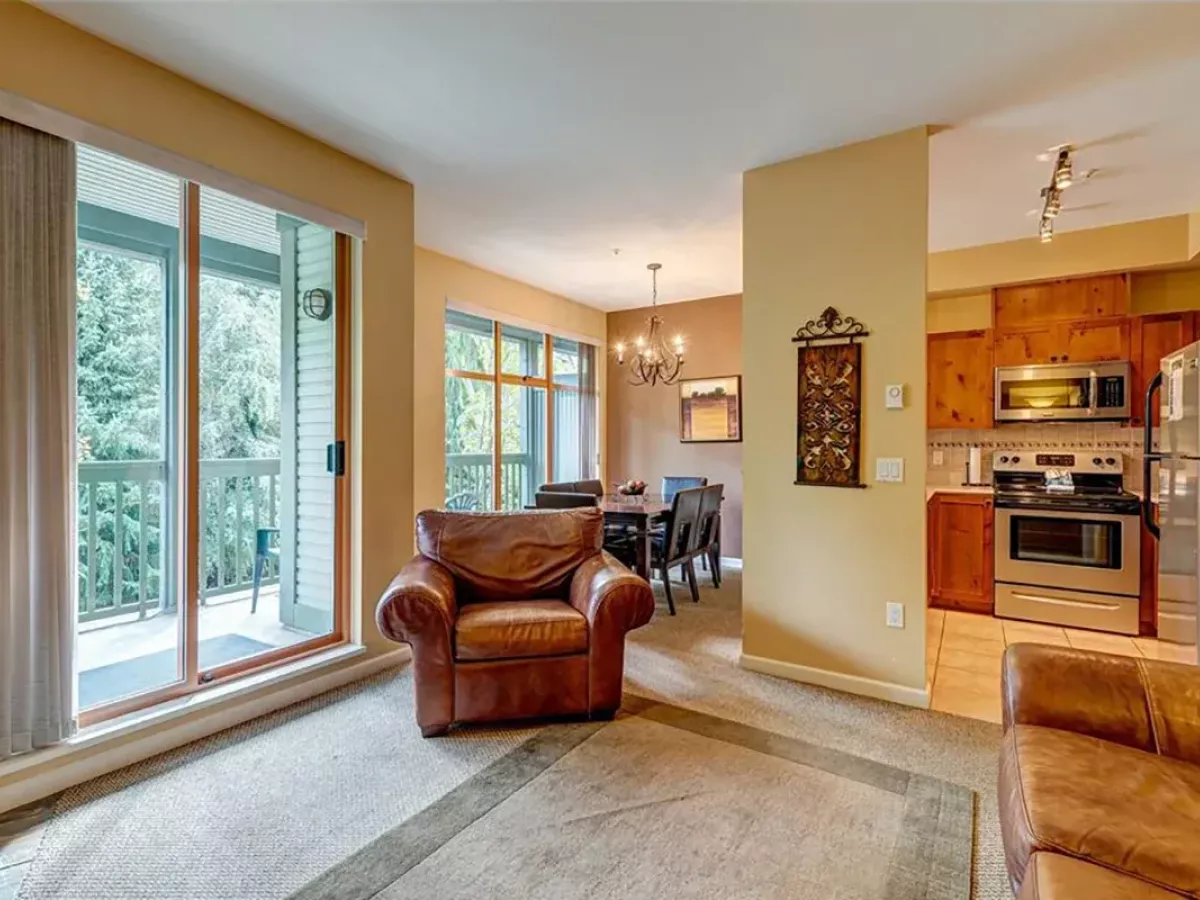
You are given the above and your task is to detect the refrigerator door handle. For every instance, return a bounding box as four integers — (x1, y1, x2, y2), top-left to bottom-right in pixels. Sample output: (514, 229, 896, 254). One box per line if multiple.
(1089, 372, 1099, 416)
(1144, 370, 1163, 540)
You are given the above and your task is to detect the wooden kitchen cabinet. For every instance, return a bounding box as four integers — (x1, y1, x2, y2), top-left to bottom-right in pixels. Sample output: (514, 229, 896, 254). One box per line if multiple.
(928, 493, 994, 614)
(1131, 312, 1196, 426)
(993, 318, 1129, 367)
(927, 329, 993, 429)
(994, 274, 1129, 331)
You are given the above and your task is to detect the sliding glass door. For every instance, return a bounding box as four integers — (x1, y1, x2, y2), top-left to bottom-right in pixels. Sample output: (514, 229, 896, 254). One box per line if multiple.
(444, 311, 597, 509)
(74, 147, 350, 722)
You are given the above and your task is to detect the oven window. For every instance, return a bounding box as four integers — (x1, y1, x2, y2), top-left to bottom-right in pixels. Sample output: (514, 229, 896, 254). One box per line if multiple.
(1010, 516, 1121, 569)
(999, 378, 1088, 413)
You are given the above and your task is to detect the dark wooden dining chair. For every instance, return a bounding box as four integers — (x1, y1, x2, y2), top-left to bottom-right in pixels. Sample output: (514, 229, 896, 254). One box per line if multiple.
(651, 486, 704, 615)
(534, 491, 598, 509)
(696, 485, 723, 588)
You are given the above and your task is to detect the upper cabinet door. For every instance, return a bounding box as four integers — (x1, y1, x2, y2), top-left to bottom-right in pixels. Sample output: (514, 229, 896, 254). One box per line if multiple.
(1131, 312, 1197, 426)
(928, 329, 993, 429)
(994, 274, 1129, 331)
(993, 327, 1059, 367)
(1061, 318, 1130, 363)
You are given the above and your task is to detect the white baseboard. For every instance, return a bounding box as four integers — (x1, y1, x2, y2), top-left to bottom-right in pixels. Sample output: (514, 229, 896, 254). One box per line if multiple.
(719, 557, 742, 570)
(739, 653, 929, 709)
(0, 647, 409, 813)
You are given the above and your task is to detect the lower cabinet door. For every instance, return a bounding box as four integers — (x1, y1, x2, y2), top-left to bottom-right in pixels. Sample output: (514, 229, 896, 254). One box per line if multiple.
(929, 493, 994, 614)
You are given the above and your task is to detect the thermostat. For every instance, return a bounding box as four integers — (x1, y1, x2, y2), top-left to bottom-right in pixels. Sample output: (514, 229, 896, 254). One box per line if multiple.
(885, 384, 905, 409)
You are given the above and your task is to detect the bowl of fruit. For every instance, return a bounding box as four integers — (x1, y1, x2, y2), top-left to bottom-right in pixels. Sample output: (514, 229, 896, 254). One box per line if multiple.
(615, 479, 647, 497)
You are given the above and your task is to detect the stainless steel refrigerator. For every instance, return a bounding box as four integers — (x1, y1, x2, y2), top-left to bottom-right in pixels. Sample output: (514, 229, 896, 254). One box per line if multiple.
(1144, 342, 1200, 658)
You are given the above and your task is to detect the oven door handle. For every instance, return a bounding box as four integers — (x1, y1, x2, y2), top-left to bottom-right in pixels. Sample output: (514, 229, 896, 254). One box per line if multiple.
(1144, 370, 1162, 540)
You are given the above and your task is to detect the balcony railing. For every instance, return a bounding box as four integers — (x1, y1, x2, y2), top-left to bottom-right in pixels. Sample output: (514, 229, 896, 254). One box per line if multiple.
(77, 457, 281, 624)
(445, 452, 537, 511)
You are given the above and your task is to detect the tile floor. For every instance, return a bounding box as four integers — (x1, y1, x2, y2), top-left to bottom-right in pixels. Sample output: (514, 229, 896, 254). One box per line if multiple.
(927, 608, 1200, 724)
(0, 796, 55, 900)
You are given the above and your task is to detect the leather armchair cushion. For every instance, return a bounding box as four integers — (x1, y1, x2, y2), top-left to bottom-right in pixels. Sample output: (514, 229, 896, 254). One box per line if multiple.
(1000, 724, 1200, 895)
(455, 600, 589, 661)
(1018, 853, 1186, 900)
(417, 508, 604, 603)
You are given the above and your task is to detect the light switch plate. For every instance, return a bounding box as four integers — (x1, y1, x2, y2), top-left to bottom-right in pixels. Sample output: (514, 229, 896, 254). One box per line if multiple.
(876, 457, 905, 483)
(886, 602, 905, 629)
(885, 384, 905, 409)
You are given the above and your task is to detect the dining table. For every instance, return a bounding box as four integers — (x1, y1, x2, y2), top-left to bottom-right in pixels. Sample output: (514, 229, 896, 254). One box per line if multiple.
(597, 495, 671, 582)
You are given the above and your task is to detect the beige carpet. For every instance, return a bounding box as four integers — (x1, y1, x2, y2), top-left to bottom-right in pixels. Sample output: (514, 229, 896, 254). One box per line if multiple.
(16, 566, 1004, 900)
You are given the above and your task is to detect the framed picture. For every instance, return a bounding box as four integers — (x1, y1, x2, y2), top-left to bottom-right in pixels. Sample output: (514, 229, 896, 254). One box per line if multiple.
(679, 375, 742, 443)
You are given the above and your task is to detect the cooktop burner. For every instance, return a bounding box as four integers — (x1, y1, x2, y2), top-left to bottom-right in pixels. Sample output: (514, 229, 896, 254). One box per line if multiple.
(991, 449, 1140, 515)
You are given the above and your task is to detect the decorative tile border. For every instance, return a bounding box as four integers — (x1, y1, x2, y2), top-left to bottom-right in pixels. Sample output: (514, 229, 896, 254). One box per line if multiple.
(290, 698, 975, 900)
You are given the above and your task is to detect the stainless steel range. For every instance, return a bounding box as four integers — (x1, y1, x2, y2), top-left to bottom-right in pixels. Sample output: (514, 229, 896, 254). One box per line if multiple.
(993, 450, 1141, 634)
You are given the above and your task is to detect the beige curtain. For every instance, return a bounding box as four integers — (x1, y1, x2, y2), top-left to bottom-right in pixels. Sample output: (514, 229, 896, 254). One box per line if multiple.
(0, 118, 77, 758)
(578, 343, 598, 480)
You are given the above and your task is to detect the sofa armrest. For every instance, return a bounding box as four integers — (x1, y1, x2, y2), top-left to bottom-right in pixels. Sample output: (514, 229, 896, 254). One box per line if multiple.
(569, 552, 655, 713)
(375, 556, 457, 645)
(1002, 643, 1160, 753)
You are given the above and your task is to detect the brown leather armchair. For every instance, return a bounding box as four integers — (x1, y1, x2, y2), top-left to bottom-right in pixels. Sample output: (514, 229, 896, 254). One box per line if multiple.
(999, 643, 1200, 899)
(375, 508, 655, 737)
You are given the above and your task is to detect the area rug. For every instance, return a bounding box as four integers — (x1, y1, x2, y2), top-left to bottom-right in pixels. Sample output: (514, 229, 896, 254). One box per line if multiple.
(292, 699, 973, 900)
(78, 635, 274, 709)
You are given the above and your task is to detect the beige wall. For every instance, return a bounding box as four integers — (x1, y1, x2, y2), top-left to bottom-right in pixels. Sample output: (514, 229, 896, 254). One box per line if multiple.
(926, 268, 1200, 332)
(929, 216, 1192, 296)
(0, 3, 414, 790)
(606, 294, 743, 557)
(413, 247, 608, 516)
(742, 128, 929, 699)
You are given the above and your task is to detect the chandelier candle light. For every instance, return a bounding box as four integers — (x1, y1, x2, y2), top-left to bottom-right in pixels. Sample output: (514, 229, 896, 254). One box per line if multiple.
(614, 263, 685, 386)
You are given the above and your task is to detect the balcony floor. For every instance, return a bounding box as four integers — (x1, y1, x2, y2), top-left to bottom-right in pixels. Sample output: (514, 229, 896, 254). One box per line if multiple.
(77, 587, 321, 711)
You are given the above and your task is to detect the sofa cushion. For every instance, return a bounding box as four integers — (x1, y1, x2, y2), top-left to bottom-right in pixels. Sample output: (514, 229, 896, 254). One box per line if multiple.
(1018, 853, 1187, 900)
(1000, 725, 1200, 895)
(455, 600, 588, 661)
(417, 508, 603, 603)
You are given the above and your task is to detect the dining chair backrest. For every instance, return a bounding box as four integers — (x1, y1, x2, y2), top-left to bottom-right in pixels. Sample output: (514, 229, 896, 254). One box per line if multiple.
(535, 491, 598, 510)
(538, 481, 577, 494)
(662, 476, 707, 503)
(574, 479, 605, 497)
(696, 485, 723, 552)
(665, 486, 704, 563)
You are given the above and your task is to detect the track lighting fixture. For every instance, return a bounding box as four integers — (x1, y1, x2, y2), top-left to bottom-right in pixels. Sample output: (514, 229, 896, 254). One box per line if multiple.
(1036, 145, 1079, 243)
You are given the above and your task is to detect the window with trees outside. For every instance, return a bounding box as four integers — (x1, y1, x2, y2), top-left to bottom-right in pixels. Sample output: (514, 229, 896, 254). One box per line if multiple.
(74, 146, 351, 723)
(444, 310, 598, 511)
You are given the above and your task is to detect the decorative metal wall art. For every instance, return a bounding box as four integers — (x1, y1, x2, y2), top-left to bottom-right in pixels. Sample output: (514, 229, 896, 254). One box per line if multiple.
(792, 307, 870, 488)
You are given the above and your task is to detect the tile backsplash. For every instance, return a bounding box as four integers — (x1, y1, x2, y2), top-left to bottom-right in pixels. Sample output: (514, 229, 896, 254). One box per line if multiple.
(928, 423, 1155, 492)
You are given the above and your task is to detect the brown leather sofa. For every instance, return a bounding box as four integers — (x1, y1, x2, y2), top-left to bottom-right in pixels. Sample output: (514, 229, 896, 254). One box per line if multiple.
(999, 643, 1200, 899)
(375, 508, 655, 737)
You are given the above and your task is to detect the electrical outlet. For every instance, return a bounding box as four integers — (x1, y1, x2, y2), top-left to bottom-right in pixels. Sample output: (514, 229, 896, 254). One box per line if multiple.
(886, 602, 905, 629)
(932, 450, 945, 467)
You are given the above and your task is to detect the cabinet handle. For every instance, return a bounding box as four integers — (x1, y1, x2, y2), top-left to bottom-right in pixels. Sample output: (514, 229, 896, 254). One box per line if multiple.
(1050, 355, 1058, 362)
(1062, 355, 1069, 361)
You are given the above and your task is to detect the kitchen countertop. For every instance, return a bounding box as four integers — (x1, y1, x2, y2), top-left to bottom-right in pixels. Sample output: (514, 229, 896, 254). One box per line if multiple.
(926, 485, 993, 500)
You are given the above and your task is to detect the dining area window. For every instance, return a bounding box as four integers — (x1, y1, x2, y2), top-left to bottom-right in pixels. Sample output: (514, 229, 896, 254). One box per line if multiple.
(444, 310, 597, 511)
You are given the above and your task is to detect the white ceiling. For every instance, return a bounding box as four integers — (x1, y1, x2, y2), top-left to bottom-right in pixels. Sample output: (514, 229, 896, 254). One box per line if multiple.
(40, 2, 1200, 310)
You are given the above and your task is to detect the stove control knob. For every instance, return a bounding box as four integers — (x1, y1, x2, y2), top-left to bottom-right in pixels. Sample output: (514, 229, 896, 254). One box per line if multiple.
(1106, 457, 1117, 466)
(1011, 456, 1021, 465)
(1093, 457, 1103, 466)
(999, 456, 1010, 464)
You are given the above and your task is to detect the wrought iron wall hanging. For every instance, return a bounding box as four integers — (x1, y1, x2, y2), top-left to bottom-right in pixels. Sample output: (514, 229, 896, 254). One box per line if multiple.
(792, 307, 870, 488)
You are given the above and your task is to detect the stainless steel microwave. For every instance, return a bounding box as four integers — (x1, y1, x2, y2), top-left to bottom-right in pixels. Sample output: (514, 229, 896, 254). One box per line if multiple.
(994, 361, 1132, 423)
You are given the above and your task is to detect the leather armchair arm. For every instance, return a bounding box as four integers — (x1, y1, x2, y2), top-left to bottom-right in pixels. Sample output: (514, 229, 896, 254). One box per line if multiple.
(375, 556, 457, 736)
(569, 551, 655, 634)
(569, 551, 655, 714)
(1002, 643, 1180, 755)
(375, 556, 457, 645)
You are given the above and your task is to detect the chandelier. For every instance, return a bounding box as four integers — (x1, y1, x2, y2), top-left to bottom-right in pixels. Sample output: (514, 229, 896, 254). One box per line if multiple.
(614, 263, 684, 386)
